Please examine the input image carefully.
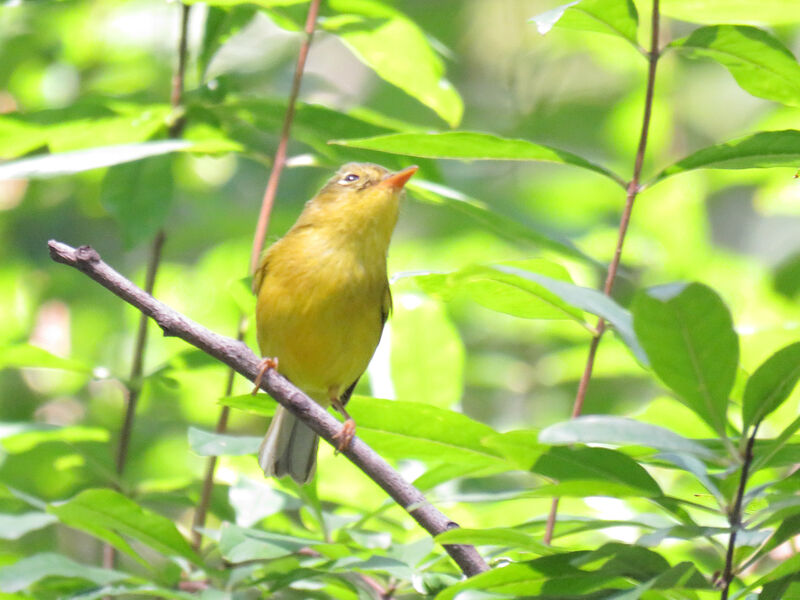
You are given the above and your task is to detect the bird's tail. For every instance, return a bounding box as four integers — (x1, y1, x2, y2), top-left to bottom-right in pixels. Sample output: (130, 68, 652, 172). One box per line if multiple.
(258, 406, 319, 484)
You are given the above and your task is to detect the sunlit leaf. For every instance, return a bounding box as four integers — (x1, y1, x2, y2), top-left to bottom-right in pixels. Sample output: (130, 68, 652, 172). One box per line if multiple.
(219, 523, 323, 562)
(632, 283, 738, 435)
(539, 415, 715, 459)
(0, 553, 129, 593)
(219, 393, 277, 417)
(332, 131, 623, 183)
(390, 294, 464, 409)
(0, 344, 92, 373)
(0, 140, 192, 180)
(0, 512, 57, 540)
(435, 528, 553, 555)
(670, 26, 800, 107)
(323, 0, 462, 127)
(742, 342, 800, 431)
(48, 489, 200, 565)
(530, 0, 639, 46)
(655, 130, 800, 181)
(0, 425, 108, 453)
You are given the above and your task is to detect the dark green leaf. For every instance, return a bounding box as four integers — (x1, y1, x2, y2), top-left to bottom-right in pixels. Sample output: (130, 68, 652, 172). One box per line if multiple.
(48, 489, 200, 565)
(0, 553, 129, 593)
(533, 446, 662, 496)
(656, 130, 800, 181)
(539, 415, 715, 458)
(743, 342, 800, 430)
(773, 251, 800, 300)
(187, 427, 261, 456)
(332, 131, 624, 183)
(323, 0, 462, 126)
(632, 283, 738, 434)
(531, 0, 639, 46)
(0, 512, 57, 540)
(0, 140, 191, 180)
(100, 155, 174, 249)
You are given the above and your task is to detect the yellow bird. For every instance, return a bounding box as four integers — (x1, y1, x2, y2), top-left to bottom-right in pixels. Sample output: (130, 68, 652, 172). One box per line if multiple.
(252, 162, 418, 484)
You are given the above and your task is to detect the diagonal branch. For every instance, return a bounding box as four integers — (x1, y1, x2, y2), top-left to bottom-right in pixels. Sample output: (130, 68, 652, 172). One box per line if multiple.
(48, 239, 489, 579)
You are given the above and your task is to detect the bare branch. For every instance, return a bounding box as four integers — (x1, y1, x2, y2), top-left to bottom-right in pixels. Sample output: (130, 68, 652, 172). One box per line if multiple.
(48, 240, 489, 578)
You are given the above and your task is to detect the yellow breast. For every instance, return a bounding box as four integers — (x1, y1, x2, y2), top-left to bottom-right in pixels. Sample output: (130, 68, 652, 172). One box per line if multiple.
(255, 226, 389, 404)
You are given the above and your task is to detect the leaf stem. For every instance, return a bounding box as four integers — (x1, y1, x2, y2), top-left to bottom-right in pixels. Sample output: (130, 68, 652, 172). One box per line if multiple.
(192, 0, 322, 550)
(543, 0, 661, 546)
(720, 424, 758, 599)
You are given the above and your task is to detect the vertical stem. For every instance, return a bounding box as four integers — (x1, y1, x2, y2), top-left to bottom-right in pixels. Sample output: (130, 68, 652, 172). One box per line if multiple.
(192, 0, 322, 551)
(721, 426, 758, 600)
(543, 0, 661, 545)
(104, 3, 190, 569)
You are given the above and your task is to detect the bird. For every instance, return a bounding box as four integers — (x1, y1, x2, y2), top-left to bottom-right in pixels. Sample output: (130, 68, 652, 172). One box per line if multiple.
(251, 162, 418, 484)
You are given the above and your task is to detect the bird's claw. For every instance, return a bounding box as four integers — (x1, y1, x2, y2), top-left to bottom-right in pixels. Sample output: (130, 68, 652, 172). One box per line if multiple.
(332, 418, 355, 454)
(251, 357, 279, 395)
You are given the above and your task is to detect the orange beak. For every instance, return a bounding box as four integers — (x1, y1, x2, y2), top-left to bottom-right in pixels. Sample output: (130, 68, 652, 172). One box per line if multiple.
(380, 165, 418, 190)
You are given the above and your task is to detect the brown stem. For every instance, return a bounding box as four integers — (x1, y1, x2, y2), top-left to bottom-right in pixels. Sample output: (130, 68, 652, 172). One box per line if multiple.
(49, 240, 490, 577)
(193, 0, 322, 550)
(721, 426, 758, 599)
(249, 0, 321, 274)
(104, 3, 190, 570)
(543, 0, 661, 546)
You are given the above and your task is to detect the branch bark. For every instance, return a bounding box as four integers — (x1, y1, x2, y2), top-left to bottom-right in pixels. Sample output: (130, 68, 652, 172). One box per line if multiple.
(48, 239, 489, 578)
(543, 0, 661, 545)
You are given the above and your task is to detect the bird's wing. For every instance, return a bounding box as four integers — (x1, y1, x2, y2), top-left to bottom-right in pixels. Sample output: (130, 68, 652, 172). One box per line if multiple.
(381, 284, 392, 327)
(252, 251, 270, 294)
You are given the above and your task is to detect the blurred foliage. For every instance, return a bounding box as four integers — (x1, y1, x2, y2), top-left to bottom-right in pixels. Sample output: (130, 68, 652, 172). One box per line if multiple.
(1, 0, 800, 598)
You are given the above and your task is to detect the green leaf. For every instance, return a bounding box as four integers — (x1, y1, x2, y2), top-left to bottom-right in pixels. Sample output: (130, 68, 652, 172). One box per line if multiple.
(0, 140, 192, 180)
(773, 251, 800, 300)
(408, 179, 601, 267)
(323, 0, 462, 126)
(187, 427, 261, 456)
(660, 0, 800, 25)
(530, 0, 639, 46)
(0, 424, 108, 453)
(100, 155, 174, 249)
(481, 430, 546, 470)
(0, 344, 92, 373)
(219, 523, 323, 562)
(198, 5, 257, 79)
(228, 478, 302, 527)
(493, 265, 648, 364)
(742, 342, 800, 431)
(332, 131, 624, 183)
(533, 446, 662, 497)
(539, 415, 715, 459)
(0, 553, 129, 593)
(48, 489, 200, 565)
(632, 283, 738, 434)
(348, 396, 505, 468)
(657, 452, 726, 507)
(670, 26, 800, 107)
(410, 260, 584, 321)
(0, 512, 57, 540)
(656, 130, 800, 181)
(57, 584, 198, 600)
(219, 393, 277, 417)
(390, 294, 464, 409)
(435, 528, 553, 555)
(752, 413, 800, 472)
(525, 480, 659, 498)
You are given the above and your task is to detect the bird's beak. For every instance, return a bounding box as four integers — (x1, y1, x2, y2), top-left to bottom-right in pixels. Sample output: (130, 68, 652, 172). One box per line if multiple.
(380, 165, 418, 190)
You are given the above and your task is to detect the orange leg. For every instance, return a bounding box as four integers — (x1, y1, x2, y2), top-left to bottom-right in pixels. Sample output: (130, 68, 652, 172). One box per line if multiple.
(251, 357, 279, 395)
(330, 389, 355, 454)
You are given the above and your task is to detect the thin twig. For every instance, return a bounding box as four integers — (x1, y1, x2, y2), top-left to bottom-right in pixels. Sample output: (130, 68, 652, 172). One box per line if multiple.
(720, 426, 758, 600)
(543, 0, 661, 545)
(104, 4, 191, 570)
(249, 0, 321, 274)
(193, 0, 322, 550)
(48, 240, 490, 578)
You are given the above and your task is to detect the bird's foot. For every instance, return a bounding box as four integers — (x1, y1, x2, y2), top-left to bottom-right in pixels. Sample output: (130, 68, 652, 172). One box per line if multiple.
(251, 357, 279, 395)
(332, 418, 356, 454)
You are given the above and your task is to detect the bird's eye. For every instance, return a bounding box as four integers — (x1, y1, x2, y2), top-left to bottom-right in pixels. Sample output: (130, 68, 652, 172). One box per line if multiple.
(342, 173, 360, 183)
